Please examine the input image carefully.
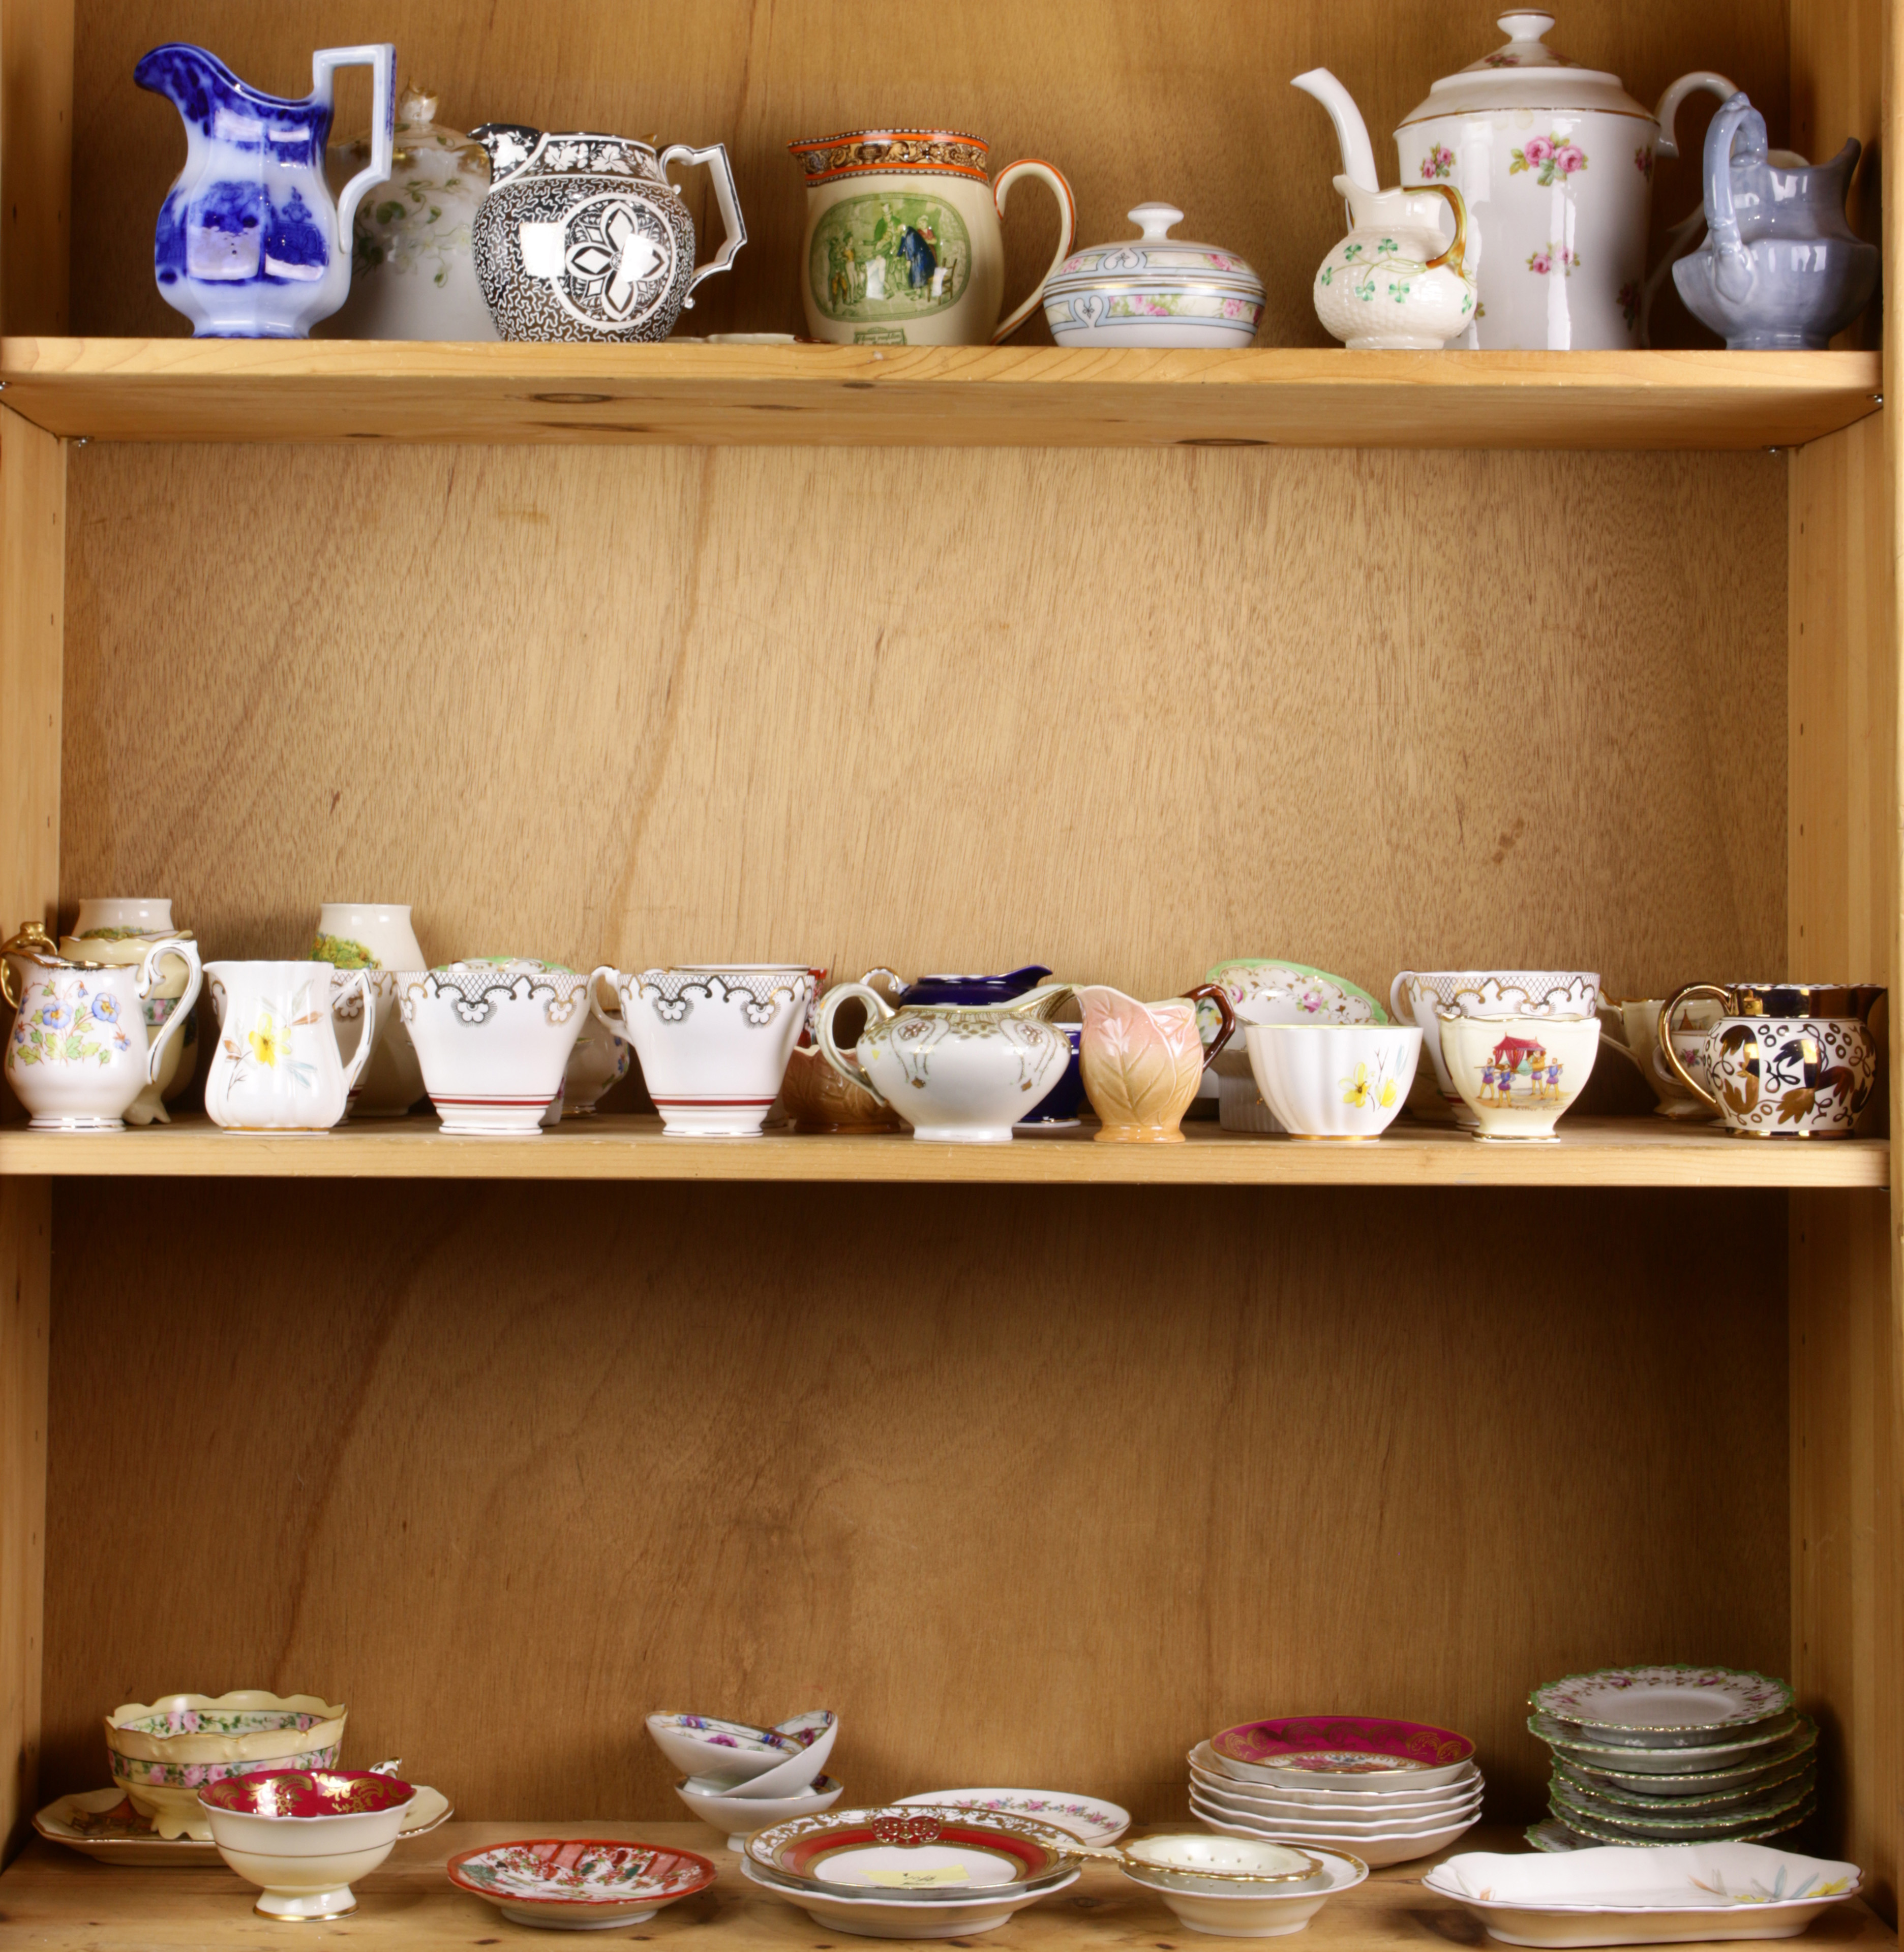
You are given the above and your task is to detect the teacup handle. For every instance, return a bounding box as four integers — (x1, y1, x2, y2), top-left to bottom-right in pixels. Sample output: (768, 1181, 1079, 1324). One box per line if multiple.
(1594, 1001, 1644, 1073)
(991, 160, 1076, 344)
(1187, 984, 1236, 1064)
(136, 937, 202, 1085)
(1655, 983, 1733, 1113)
(818, 981, 895, 1105)
(1389, 970, 1418, 1025)
(335, 970, 377, 1094)
(588, 965, 630, 1043)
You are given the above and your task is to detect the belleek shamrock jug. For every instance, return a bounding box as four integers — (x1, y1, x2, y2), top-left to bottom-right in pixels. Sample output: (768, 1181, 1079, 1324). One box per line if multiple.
(135, 41, 395, 338)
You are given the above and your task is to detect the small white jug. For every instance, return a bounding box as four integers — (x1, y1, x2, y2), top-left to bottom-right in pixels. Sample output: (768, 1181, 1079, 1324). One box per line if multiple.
(204, 960, 374, 1132)
(3, 921, 201, 1132)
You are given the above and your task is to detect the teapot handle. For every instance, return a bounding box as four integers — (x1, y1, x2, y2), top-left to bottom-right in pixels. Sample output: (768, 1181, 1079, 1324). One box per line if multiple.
(136, 937, 203, 1086)
(992, 161, 1076, 344)
(312, 45, 397, 252)
(334, 969, 378, 1096)
(1654, 70, 1738, 162)
(660, 142, 749, 306)
(1419, 184, 1469, 279)
(1655, 983, 1732, 1114)
(818, 981, 895, 1104)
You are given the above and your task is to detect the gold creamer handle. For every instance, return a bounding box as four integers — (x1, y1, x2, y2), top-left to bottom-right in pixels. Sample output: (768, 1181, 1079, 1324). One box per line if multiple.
(1656, 983, 1734, 1113)
(1421, 183, 1469, 280)
(0, 920, 57, 1012)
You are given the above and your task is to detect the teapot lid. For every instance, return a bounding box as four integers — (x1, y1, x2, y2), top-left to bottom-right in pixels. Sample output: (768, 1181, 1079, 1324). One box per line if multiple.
(1399, 11, 1649, 128)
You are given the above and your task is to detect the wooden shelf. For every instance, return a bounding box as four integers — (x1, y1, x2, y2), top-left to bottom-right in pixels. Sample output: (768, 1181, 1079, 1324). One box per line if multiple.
(3, 1821, 1893, 1952)
(0, 1113, 1885, 1186)
(0, 340, 1882, 449)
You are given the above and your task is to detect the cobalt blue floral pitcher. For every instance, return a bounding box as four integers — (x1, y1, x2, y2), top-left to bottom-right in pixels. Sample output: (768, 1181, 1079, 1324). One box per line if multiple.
(135, 42, 395, 338)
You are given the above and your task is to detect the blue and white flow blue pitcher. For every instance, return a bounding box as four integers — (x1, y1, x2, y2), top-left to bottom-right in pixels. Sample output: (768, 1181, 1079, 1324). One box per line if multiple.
(135, 41, 395, 338)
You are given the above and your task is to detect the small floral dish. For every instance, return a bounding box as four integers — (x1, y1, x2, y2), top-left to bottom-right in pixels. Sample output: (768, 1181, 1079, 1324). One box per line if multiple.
(1212, 1716, 1477, 1790)
(104, 1691, 347, 1840)
(745, 1805, 1082, 1896)
(447, 1837, 716, 1929)
(1044, 204, 1265, 348)
(674, 1772, 844, 1849)
(400, 959, 594, 1135)
(1530, 1669, 1797, 1746)
(896, 1789, 1130, 1846)
(1127, 1843, 1367, 1938)
(1202, 961, 1387, 1041)
(1244, 1025, 1422, 1140)
(200, 1767, 418, 1920)
(740, 1851, 1079, 1939)
(646, 1710, 836, 1790)
(1425, 1841, 1862, 1946)
(1122, 1834, 1324, 1892)
(1192, 1795, 1478, 1868)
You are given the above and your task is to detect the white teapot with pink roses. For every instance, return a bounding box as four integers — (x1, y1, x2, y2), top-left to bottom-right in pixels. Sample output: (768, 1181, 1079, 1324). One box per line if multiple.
(1303, 11, 1733, 351)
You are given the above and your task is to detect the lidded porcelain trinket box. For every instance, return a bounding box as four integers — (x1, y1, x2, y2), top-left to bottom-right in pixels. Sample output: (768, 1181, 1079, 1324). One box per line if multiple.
(1043, 204, 1264, 348)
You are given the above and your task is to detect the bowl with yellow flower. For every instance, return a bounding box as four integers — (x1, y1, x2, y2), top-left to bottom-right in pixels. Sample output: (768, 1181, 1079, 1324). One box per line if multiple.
(1243, 1024, 1422, 1141)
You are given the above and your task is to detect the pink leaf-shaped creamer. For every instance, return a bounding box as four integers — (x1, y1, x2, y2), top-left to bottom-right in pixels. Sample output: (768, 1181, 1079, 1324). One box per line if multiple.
(1077, 986, 1205, 1139)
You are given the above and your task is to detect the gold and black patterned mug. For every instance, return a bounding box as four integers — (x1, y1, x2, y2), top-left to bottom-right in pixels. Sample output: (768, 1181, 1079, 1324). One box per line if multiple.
(1657, 982, 1884, 1138)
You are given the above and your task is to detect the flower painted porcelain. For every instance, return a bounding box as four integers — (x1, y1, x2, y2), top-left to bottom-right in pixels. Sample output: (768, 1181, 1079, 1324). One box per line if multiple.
(62, 899, 199, 1124)
(200, 1768, 416, 1920)
(134, 42, 395, 338)
(1439, 1011, 1601, 1141)
(1214, 1716, 1477, 1789)
(1044, 204, 1264, 348)
(3, 923, 202, 1133)
(1391, 969, 1600, 1122)
(1076, 984, 1235, 1141)
(818, 983, 1074, 1143)
(646, 1710, 837, 1790)
(105, 1693, 347, 1841)
(401, 959, 592, 1135)
(449, 1837, 717, 1928)
(1387, 13, 1735, 350)
(895, 1791, 1130, 1847)
(204, 961, 373, 1132)
(309, 903, 428, 1115)
(1245, 1024, 1423, 1140)
(790, 130, 1073, 346)
(592, 966, 811, 1137)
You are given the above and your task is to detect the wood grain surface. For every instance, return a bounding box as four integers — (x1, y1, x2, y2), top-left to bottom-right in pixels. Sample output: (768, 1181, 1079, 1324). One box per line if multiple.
(67, 1, 1800, 348)
(0, 342, 1884, 450)
(56, 443, 1788, 1006)
(0, 1180, 48, 1863)
(1, 1, 73, 336)
(0, 1114, 1888, 1190)
(37, 1180, 1791, 1823)
(5, 1823, 1896, 1952)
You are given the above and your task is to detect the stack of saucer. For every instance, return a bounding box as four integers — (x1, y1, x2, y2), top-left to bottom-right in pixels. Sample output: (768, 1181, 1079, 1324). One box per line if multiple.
(1527, 1666, 1816, 1847)
(1189, 1715, 1484, 1867)
(648, 1711, 844, 1850)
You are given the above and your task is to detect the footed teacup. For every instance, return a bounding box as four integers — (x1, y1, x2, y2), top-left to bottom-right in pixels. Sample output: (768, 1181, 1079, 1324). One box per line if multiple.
(818, 982, 1074, 1142)
(201, 1767, 416, 1920)
(1437, 1012, 1601, 1142)
(1392, 969, 1600, 1124)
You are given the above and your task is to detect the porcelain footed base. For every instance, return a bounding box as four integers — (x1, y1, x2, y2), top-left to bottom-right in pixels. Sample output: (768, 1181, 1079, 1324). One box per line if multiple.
(910, 1127, 1014, 1143)
(255, 1886, 357, 1921)
(1016, 1118, 1081, 1132)
(800, 1909, 1016, 1939)
(1725, 1126, 1843, 1139)
(1471, 1133, 1561, 1143)
(1168, 1919, 1313, 1938)
(26, 1115, 125, 1132)
(497, 1902, 658, 1929)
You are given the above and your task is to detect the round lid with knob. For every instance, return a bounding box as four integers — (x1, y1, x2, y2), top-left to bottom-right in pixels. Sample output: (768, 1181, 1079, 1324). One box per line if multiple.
(1045, 202, 1263, 303)
(1399, 10, 1650, 126)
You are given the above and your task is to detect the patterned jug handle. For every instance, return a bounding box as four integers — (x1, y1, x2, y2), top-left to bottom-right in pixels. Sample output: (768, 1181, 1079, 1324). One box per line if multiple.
(335, 969, 378, 1096)
(1655, 982, 1733, 1113)
(136, 937, 203, 1086)
(818, 981, 895, 1105)
(661, 142, 749, 305)
(992, 160, 1077, 344)
(1418, 184, 1469, 279)
(312, 45, 397, 252)
(1187, 984, 1237, 1064)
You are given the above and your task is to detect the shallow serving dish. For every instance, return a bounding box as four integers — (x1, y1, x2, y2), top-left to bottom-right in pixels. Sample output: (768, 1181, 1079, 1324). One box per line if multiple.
(896, 1788, 1130, 1846)
(1530, 1715, 1811, 1775)
(1550, 1774, 1814, 1837)
(1424, 1840, 1861, 1947)
(745, 1804, 1080, 1894)
(200, 1767, 418, 1922)
(447, 1837, 716, 1929)
(1553, 1755, 1812, 1811)
(1549, 1797, 1816, 1850)
(1194, 1777, 1484, 1833)
(740, 1852, 1078, 1939)
(1125, 1844, 1367, 1938)
(673, 1771, 843, 1848)
(1192, 1794, 1478, 1868)
(1189, 1743, 1479, 1809)
(1211, 1716, 1477, 1790)
(1530, 1669, 1797, 1747)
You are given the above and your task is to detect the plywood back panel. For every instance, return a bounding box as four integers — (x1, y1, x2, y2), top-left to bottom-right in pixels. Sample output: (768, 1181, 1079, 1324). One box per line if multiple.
(56, 444, 1787, 1002)
(40, 1179, 1791, 1823)
(2, 0, 74, 336)
(69, 0, 1794, 346)
(0, 1178, 48, 1864)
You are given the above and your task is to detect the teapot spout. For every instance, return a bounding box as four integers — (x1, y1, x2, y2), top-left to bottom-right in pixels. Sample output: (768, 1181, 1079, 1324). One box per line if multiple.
(1291, 68, 1379, 194)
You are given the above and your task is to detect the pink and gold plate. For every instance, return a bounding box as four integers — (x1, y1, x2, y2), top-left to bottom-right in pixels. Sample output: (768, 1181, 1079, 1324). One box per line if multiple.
(448, 1839, 717, 1927)
(1213, 1717, 1477, 1790)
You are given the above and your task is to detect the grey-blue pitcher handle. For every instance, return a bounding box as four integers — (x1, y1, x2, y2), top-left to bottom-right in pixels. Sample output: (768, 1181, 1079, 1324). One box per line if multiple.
(1704, 93, 1762, 300)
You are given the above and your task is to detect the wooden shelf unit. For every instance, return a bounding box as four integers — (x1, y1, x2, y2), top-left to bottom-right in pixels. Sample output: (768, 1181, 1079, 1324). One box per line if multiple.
(0, 340, 1884, 448)
(1, 1, 1900, 1945)
(0, 1113, 1888, 1187)
(0, 1823, 1895, 1952)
